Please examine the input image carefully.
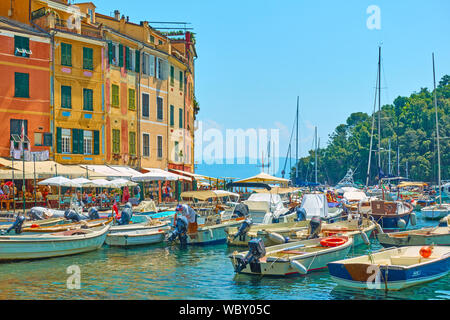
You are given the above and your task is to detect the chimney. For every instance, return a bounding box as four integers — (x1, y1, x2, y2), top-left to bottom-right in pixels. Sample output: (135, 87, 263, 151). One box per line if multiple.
(114, 10, 120, 20)
(126, 16, 129, 22)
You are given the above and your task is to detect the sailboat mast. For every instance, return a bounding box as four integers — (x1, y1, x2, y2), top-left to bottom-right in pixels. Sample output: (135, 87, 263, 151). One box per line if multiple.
(296, 96, 299, 180)
(432, 52, 442, 206)
(366, 55, 380, 187)
(377, 46, 382, 175)
(388, 138, 391, 175)
(315, 126, 318, 184)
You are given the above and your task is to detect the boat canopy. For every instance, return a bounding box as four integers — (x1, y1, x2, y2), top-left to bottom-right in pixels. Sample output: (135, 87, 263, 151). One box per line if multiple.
(398, 182, 428, 188)
(343, 191, 368, 201)
(245, 193, 285, 213)
(180, 190, 240, 201)
(234, 172, 290, 185)
(300, 193, 328, 218)
(253, 187, 300, 194)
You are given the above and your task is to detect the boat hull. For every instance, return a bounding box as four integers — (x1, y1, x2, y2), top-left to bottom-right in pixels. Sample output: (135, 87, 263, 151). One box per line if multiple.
(377, 228, 450, 247)
(422, 208, 450, 220)
(106, 230, 166, 247)
(185, 220, 245, 245)
(0, 225, 110, 261)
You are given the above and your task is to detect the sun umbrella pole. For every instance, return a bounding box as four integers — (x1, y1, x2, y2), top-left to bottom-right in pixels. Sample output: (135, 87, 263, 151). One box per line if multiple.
(33, 154, 36, 207)
(11, 156, 15, 214)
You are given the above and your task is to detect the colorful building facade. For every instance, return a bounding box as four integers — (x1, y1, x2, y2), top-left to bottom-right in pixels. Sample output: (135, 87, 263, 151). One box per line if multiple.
(0, 17, 51, 159)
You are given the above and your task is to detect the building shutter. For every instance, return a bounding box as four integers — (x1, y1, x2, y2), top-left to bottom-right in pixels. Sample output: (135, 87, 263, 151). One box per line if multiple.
(125, 46, 130, 70)
(72, 128, 79, 154)
(119, 44, 123, 67)
(93, 130, 99, 155)
(149, 55, 155, 77)
(108, 41, 113, 65)
(56, 127, 62, 154)
(79, 129, 84, 154)
(135, 50, 140, 73)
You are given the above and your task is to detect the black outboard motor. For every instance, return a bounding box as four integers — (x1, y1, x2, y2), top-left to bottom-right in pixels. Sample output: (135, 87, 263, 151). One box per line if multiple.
(64, 209, 82, 222)
(167, 215, 189, 246)
(88, 207, 100, 220)
(295, 207, 307, 221)
(2, 215, 26, 235)
(307, 216, 322, 239)
(234, 203, 249, 218)
(234, 238, 266, 273)
(233, 218, 253, 240)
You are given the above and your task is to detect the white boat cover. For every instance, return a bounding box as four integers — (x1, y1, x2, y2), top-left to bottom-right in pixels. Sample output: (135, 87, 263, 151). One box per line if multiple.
(246, 193, 285, 213)
(343, 191, 368, 202)
(300, 194, 329, 218)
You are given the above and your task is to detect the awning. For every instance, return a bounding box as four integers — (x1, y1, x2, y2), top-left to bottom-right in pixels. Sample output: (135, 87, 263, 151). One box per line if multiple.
(108, 165, 142, 177)
(141, 168, 191, 181)
(169, 169, 205, 179)
(180, 190, 240, 201)
(79, 165, 127, 177)
(253, 187, 301, 194)
(0, 159, 96, 178)
(398, 182, 428, 188)
(234, 172, 290, 185)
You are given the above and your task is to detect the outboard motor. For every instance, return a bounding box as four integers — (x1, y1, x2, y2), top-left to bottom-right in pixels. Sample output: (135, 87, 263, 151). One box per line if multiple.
(295, 207, 307, 221)
(234, 203, 249, 218)
(2, 215, 26, 235)
(234, 238, 266, 273)
(233, 218, 253, 240)
(64, 209, 82, 222)
(307, 216, 322, 239)
(167, 215, 189, 246)
(438, 217, 448, 227)
(88, 207, 100, 220)
(117, 205, 132, 225)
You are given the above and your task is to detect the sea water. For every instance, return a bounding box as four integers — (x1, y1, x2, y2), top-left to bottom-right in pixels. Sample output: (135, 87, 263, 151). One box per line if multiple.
(0, 210, 448, 300)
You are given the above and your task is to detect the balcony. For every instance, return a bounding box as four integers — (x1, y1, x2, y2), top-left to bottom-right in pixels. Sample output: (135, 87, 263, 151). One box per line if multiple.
(33, 14, 102, 39)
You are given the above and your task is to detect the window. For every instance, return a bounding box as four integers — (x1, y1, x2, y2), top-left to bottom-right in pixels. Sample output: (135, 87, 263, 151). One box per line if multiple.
(112, 129, 120, 154)
(88, 8, 94, 23)
(61, 85, 71, 108)
(142, 53, 155, 76)
(149, 35, 154, 43)
(157, 136, 163, 159)
(156, 97, 163, 121)
(170, 105, 174, 126)
(109, 42, 120, 66)
(143, 133, 149, 157)
(34, 132, 43, 146)
(179, 71, 183, 90)
(179, 108, 183, 129)
(14, 35, 30, 57)
(129, 131, 136, 155)
(142, 93, 149, 118)
(83, 130, 93, 154)
(61, 128, 71, 153)
(14, 72, 29, 98)
(170, 66, 174, 86)
(83, 47, 93, 70)
(61, 42, 72, 66)
(125, 47, 135, 71)
(10, 119, 28, 137)
(187, 111, 190, 129)
(174, 141, 179, 162)
(158, 40, 163, 45)
(111, 84, 119, 107)
(156, 58, 166, 80)
(128, 88, 135, 110)
(83, 88, 93, 111)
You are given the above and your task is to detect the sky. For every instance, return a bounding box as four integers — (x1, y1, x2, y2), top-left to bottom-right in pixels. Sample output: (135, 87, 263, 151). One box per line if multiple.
(91, 0, 450, 178)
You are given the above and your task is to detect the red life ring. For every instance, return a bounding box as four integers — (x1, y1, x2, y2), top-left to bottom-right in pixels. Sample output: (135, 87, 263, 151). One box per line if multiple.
(320, 236, 348, 247)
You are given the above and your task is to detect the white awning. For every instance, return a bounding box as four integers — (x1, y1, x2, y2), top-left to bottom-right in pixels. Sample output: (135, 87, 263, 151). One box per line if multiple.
(142, 168, 191, 181)
(108, 165, 143, 177)
(79, 165, 126, 177)
(169, 168, 204, 179)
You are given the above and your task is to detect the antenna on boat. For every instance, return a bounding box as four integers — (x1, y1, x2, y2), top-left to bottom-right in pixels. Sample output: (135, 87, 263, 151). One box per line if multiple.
(432, 52, 442, 206)
(296, 96, 299, 182)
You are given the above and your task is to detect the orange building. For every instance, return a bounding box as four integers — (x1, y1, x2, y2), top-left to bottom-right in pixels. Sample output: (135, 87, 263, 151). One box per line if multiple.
(0, 17, 51, 159)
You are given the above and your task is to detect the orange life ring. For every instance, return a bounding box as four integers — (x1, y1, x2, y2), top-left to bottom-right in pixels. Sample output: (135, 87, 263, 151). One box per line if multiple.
(419, 246, 432, 258)
(320, 236, 348, 247)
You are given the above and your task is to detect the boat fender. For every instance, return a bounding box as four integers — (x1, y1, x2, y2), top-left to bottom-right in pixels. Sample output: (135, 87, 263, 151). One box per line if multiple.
(397, 218, 406, 229)
(268, 232, 285, 245)
(419, 246, 433, 258)
(3, 215, 26, 234)
(410, 212, 417, 226)
(360, 231, 370, 245)
(290, 260, 308, 275)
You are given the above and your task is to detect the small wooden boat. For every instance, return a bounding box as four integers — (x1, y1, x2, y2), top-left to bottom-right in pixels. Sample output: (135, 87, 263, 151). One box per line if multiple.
(328, 246, 450, 290)
(0, 224, 111, 261)
(230, 236, 353, 276)
(377, 215, 450, 247)
(109, 219, 170, 234)
(106, 228, 168, 247)
(20, 217, 113, 233)
(0, 217, 65, 232)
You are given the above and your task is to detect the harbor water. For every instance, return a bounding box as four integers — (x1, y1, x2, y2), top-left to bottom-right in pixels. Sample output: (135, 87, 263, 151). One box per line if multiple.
(0, 210, 449, 300)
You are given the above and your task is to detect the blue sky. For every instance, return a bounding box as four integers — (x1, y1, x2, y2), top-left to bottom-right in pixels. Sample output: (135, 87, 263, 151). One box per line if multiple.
(92, 0, 450, 176)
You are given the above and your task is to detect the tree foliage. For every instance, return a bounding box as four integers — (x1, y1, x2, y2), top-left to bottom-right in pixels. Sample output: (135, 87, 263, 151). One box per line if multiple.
(291, 75, 450, 185)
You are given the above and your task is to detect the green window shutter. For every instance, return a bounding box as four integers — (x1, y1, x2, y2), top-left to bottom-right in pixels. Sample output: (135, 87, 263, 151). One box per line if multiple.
(83, 89, 93, 111)
(56, 127, 62, 154)
(179, 108, 183, 128)
(79, 129, 84, 154)
(170, 66, 174, 86)
(112, 85, 119, 107)
(135, 50, 140, 73)
(125, 46, 130, 70)
(14, 72, 29, 98)
(128, 89, 135, 110)
(170, 105, 174, 126)
(61, 43, 72, 67)
(179, 71, 183, 90)
(72, 128, 78, 154)
(93, 130, 99, 155)
(129, 132, 136, 155)
(83, 47, 93, 70)
(108, 41, 113, 65)
(119, 44, 123, 67)
(14, 36, 29, 57)
(61, 86, 71, 108)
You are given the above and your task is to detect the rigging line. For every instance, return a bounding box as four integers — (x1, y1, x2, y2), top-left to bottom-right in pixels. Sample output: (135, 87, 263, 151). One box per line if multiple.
(366, 60, 380, 187)
(283, 115, 297, 174)
(381, 57, 390, 105)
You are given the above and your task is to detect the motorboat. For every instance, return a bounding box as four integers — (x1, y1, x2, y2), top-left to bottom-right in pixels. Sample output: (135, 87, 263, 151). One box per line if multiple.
(300, 193, 344, 223)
